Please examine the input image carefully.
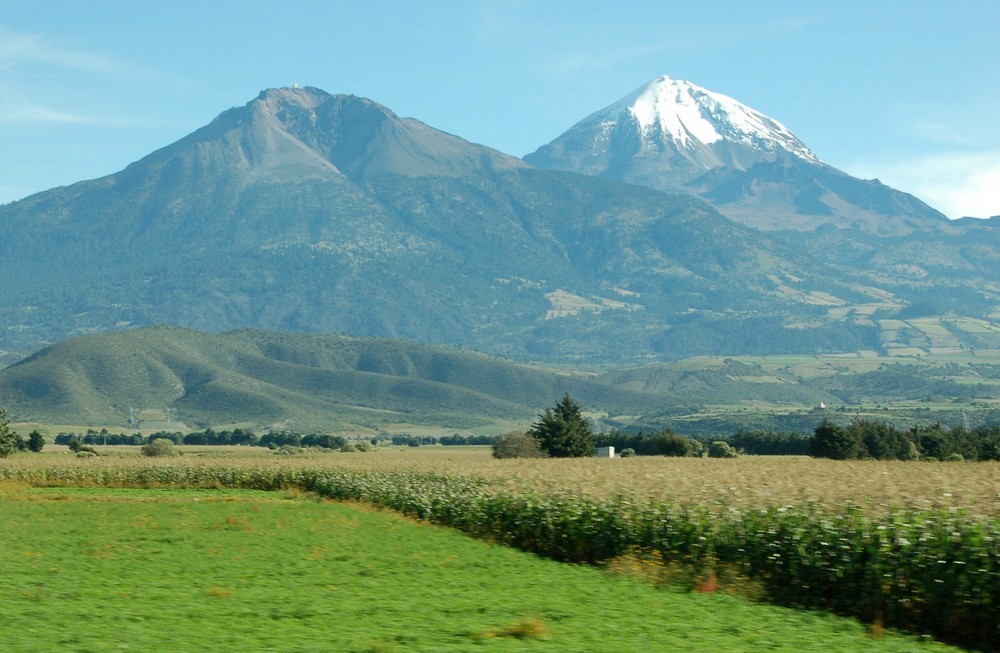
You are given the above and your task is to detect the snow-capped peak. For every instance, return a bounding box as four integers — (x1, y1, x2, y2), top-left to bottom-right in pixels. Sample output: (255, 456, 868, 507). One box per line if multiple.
(599, 74, 821, 164)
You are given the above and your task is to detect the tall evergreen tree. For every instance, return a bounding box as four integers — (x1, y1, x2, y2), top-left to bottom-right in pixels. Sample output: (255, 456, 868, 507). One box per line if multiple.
(27, 430, 45, 453)
(529, 394, 595, 458)
(810, 419, 865, 460)
(0, 408, 16, 458)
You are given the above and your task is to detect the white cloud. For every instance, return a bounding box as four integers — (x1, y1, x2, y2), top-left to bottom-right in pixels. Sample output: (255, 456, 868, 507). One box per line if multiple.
(0, 27, 185, 126)
(847, 152, 1000, 219)
(0, 90, 166, 126)
(0, 27, 142, 76)
(0, 95, 93, 124)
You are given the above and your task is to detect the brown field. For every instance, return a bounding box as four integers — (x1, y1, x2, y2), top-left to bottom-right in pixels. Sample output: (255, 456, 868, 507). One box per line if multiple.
(5, 446, 999, 517)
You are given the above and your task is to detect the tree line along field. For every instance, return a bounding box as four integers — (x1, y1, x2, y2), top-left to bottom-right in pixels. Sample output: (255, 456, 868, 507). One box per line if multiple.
(1, 448, 998, 649)
(21, 413, 1000, 463)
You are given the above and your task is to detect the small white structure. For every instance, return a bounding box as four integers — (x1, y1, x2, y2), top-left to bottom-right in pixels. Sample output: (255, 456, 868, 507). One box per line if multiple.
(595, 446, 615, 458)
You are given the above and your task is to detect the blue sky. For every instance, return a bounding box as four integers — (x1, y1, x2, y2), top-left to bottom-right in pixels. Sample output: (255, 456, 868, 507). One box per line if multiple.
(2, 0, 998, 218)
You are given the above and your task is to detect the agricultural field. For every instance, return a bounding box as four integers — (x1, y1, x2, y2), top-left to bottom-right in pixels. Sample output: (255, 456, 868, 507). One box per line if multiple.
(10, 445, 1000, 516)
(1, 449, 997, 650)
(0, 483, 947, 652)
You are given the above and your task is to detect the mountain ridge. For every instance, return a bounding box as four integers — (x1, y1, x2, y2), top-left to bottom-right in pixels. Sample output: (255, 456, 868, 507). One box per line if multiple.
(527, 74, 822, 183)
(526, 74, 949, 234)
(0, 83, 997, 368)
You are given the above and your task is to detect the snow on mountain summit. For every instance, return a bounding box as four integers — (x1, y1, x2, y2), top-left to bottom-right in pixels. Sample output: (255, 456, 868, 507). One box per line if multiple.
(525, 74, 824, 191)
(526, 74, 948, 233)
(599, 74, 821, 164)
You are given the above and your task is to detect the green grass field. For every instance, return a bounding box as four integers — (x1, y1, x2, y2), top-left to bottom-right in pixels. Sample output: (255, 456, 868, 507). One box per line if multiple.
(1, 485, 952, 652)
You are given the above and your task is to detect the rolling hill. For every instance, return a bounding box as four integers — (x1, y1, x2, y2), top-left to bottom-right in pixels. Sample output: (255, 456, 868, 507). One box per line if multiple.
(3, 326, 999, 436)
(0, 326, 665, 432)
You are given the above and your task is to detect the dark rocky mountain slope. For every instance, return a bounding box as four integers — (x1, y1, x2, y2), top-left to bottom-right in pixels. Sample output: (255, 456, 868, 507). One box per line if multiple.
(0, 86, 997, 368)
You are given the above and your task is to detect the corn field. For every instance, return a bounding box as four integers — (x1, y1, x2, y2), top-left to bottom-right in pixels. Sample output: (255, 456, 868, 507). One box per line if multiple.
(2, 454, 998, 649)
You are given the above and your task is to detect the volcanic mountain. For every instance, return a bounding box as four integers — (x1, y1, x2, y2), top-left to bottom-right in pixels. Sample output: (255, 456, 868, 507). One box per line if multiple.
(526, 75, 947, 233)
(0, 85, 998, 368)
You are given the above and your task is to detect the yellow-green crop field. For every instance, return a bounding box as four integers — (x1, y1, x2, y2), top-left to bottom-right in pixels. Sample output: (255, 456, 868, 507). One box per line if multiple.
(2, 448, 998, 650)
(19, 445, 997, 515)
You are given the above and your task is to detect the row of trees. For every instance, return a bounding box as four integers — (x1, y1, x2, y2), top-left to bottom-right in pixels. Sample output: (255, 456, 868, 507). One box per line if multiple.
(493, 395, 737, 459)
(811, 419, 1000, 461)
(495, 396, 1000, 461)
(5, 397, 999, 462)
(51, 429, 501, 450)
(376, 434, 499, 447)
(0, 409, 44, 457)
(596, 421, 1000, 461)
(494, 395, 797, 459)
(54, 428, 350, 450)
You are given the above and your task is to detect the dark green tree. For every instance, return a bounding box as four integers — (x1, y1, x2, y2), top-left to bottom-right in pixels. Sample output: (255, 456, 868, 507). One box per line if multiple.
(230, 427, 259, 446)
(141, 438, 179, 457)
(645, 431, 699, 457)
(0, 408, 16, 458)
(302, 433, 348, 450)
(810, 419, 865, 460)
(707, 440, 739, 458)
(491, 431, 546, 459)
(27, 430, 45, 453)
(529, 394, 595, 458)
(729, 428, 811, 455)
(973, 425, 1000, 461)
(854, 420, 910, 460)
